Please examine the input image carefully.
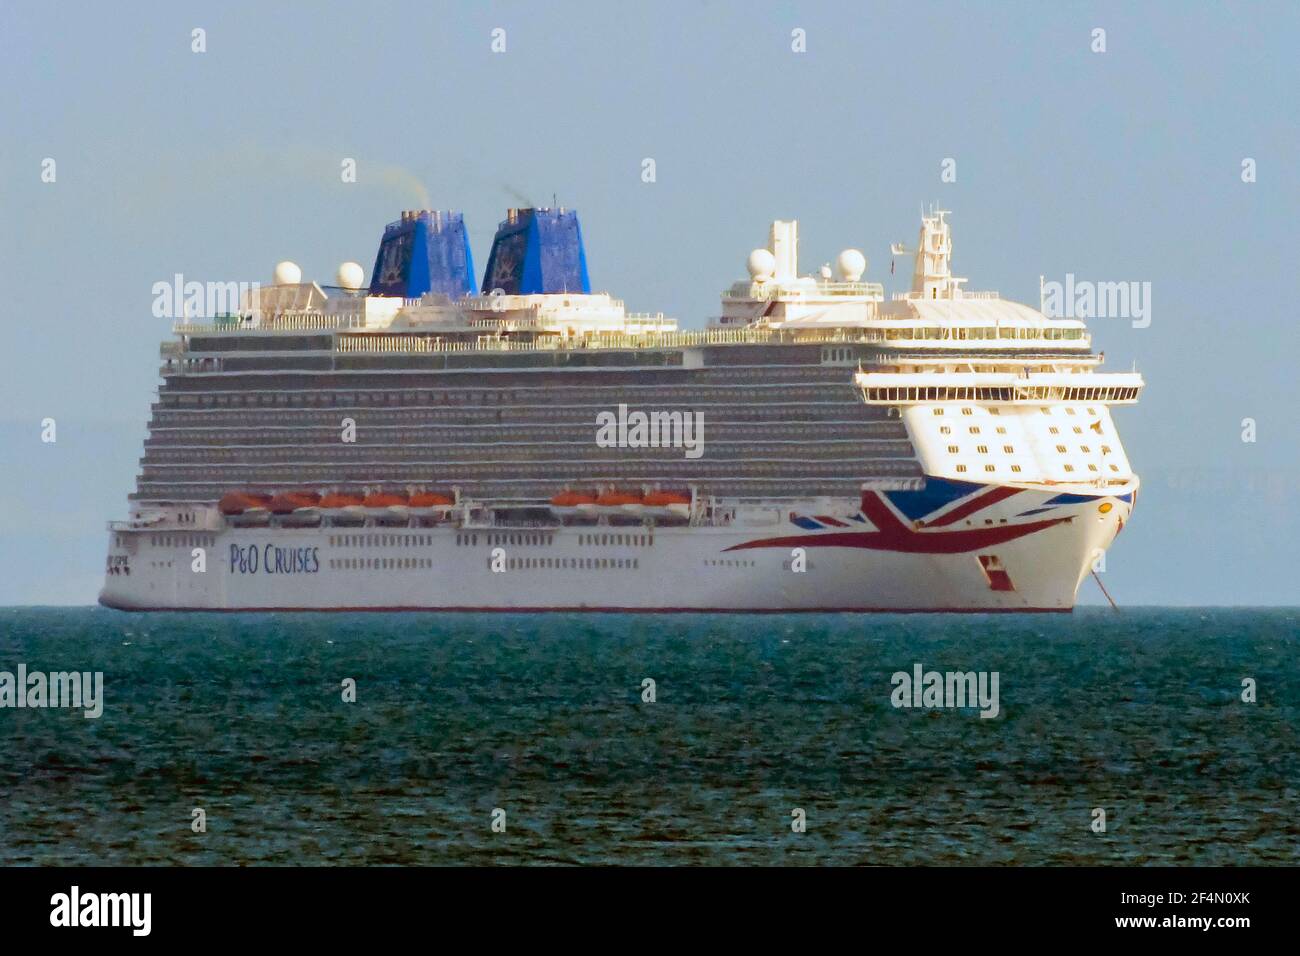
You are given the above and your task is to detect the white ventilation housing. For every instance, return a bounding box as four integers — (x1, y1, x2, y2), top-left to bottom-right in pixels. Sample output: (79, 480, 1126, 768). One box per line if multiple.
(768, 220, 798, 281)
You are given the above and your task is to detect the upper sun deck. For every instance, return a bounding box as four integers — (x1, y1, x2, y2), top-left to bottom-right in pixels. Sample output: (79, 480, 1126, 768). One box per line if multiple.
(712, 212, 1091, 352)
(166, 207, 1098, 360)
(170, 287, 678, 340)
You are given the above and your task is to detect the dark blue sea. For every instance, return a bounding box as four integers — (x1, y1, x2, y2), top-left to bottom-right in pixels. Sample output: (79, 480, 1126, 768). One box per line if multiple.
(1, 607, 1296, 865)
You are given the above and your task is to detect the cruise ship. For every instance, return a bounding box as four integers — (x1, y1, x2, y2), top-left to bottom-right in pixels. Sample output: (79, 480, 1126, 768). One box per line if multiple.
(100, 206, 1143, 611)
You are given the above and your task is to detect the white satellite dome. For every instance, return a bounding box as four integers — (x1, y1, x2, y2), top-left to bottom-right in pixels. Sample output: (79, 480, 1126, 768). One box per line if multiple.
(336, 261, 364, 290)
(836, 248, 866, 282)
(273, 260, 302, 286)
(747, 248, 776, 281)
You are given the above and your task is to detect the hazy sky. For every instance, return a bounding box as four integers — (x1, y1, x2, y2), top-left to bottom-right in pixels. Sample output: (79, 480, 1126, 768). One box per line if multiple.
(1, 0, 1296, 605)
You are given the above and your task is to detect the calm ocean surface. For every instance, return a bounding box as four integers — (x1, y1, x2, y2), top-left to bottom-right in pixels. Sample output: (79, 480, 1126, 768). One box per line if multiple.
(1, 607, 1296, 865)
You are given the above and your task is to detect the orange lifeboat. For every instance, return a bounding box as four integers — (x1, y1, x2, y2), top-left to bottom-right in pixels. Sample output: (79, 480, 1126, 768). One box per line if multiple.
(219, 491, 273, 526)
(319, 492, 366, 526)
(269, 491, 321, 515)
(550, 491, 597, 508)
(318, 492, 365, 510)
(218, 491, 272, 516)
(596, 490, 645, 515)
(270, 490, 322, 526)
(643, 491, 691, 508)
(362, 490, 409, 521)
(643, 490, 692, 518)
(549, 490, 598, 518)
(408, 491, 455, 517)
(409, 491, 454, 508)
(362, 491, 408, 508)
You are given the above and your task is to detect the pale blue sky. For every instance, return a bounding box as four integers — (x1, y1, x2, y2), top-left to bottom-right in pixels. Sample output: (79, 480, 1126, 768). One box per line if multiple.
(1, 0, 1296, 605)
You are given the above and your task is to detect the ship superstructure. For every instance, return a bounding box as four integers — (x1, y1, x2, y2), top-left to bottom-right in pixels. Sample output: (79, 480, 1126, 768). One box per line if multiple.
(101, 207, 1142, 611)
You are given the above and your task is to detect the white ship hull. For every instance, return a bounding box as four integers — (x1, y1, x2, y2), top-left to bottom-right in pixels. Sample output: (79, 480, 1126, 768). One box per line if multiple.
(100, 479, 1136, 612)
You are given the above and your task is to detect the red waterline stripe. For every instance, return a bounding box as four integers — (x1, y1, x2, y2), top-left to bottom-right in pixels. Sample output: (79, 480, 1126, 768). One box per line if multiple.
(98, 599, 1072, 614)
(722, 514, 1071, 555)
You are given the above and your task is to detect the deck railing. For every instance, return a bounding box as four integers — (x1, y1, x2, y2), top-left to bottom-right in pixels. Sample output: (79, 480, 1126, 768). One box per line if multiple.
(331, 326, 1090, 354)
(333, 327, 888, 354)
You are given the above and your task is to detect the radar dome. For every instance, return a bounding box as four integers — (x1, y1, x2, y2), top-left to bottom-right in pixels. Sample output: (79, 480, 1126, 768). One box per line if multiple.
(336, 261, 364, 290)
(273, 260, 302, 286)
(747, 248, 775, 281)
(836, 249, 866, 282)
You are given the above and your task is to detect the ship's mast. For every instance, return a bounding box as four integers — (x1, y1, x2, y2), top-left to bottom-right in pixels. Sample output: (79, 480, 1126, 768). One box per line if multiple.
(768, 220, 799, 282)
(910, 208, 966, 300)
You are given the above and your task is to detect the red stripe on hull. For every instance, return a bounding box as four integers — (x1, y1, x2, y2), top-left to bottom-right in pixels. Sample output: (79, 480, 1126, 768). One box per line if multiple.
(723, 514, 1071, 555)
(98, 599, 1072, 614)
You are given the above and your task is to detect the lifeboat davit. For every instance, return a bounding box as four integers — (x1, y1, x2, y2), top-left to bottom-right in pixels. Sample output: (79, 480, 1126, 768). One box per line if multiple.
(596, 490, 645, 516)
(408, 491, 455, 517)
(643, 490, 692, 518)
(219, 492, 273, 526)
(549, 490, 598, 518)
(319, 492, 366, 525)
(362, 491, 409, 521)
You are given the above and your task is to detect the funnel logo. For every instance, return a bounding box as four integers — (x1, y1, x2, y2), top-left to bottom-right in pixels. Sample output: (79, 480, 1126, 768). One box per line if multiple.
(376, 231, 413, 286)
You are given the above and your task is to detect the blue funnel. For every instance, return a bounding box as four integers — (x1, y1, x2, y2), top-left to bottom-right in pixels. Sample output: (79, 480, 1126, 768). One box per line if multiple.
(481, 207, 591, 295)
(369, 210, 477, 298)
